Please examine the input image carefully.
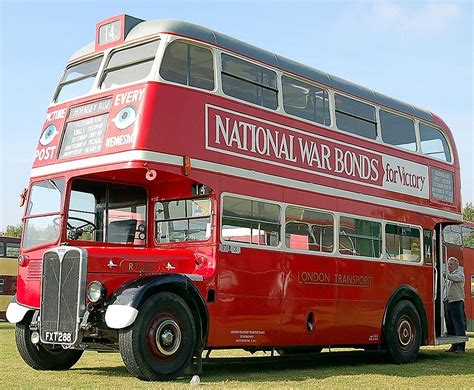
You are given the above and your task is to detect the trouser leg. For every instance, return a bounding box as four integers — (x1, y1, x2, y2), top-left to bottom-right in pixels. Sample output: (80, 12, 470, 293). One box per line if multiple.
(449, 300, 466, 351)
(445, 301, 455, 335)
(444, 300, 457, 350)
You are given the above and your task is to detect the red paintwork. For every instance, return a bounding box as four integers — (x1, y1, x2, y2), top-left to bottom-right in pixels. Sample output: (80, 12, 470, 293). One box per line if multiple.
(19, 39, 463, 349)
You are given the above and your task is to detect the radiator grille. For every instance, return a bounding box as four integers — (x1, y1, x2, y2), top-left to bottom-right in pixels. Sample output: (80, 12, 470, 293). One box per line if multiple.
(40, 248, 86, 345)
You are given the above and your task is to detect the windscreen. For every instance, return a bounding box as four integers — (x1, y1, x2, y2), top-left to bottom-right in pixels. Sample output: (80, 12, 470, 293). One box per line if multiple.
(101, 39, 160, 89)
(23, 179, 65, 249)
(55, 56, 103, 102)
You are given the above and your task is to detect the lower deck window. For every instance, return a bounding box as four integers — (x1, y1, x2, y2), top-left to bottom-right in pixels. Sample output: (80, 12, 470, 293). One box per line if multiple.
(339, 217, 381, 257)
(222, 196, 280, 246)
(385, 224, 421, 262)
(155, 198, 211, 243)
(285, 206, 333, 252)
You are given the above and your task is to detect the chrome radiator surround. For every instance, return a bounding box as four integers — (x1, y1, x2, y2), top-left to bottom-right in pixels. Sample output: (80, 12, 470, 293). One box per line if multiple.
(39, 246, 87, 346)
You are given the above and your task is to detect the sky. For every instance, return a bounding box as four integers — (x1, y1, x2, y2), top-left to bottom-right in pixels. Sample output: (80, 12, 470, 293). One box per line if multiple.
(0, 0, 472, 229)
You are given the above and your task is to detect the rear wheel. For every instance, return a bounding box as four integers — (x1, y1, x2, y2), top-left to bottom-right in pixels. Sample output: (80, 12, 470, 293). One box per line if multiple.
(119, 292, 196, 381)
(385, 300, 421, 364)
(15, 312, 83, 370)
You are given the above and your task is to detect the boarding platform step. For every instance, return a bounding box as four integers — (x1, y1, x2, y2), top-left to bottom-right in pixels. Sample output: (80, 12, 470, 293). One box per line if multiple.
(436, 335, 469, 345)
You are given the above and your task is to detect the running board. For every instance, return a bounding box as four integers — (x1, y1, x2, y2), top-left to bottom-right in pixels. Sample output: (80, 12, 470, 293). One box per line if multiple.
(436, 335, 469, 345)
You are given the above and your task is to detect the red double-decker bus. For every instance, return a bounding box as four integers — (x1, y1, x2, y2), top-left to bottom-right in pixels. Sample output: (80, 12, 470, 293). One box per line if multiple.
(0, 236, 20, 320)
(7, 15, 467, 380)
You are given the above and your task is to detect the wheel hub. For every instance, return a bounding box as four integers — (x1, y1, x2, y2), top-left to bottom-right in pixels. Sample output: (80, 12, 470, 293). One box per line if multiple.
(397, 318, 413, 347)
(155, 319, 181, 356)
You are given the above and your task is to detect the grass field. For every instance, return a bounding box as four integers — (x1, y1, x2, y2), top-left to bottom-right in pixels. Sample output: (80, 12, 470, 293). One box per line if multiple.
(1, 322, 473, 389)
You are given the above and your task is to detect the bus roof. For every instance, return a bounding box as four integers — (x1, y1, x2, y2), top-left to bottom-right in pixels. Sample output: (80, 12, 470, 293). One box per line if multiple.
(72, 18, 435, 124)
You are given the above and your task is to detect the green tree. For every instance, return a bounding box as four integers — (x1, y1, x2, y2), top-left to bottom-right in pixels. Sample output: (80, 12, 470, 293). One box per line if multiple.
(463, 202, 474, 222)
(0, 224, 22, 238)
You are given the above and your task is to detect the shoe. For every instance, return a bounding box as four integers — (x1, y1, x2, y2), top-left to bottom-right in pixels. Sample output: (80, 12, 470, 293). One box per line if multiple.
(455, 350, 465, 354)
(445, 347, 457, 352)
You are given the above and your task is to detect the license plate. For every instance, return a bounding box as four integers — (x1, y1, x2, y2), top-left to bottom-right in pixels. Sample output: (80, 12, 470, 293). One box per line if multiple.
(44, 331, 73, 343)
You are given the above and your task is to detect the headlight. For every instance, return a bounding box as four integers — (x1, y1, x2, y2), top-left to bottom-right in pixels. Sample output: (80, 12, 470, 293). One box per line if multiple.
(87, 281, 105, 303)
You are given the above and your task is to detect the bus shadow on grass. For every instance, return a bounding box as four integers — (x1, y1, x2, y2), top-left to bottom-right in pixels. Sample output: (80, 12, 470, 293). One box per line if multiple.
(75, 348, 474, 383)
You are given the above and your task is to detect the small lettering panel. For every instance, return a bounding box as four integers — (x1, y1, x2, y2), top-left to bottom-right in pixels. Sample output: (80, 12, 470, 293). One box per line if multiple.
(68, 98, 112, 120)
(431, 168, 454, 203)
(59, 113, 109, 159)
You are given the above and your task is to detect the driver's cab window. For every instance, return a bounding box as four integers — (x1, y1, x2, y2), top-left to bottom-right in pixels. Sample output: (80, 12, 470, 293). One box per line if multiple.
(68, 180, 146, 245)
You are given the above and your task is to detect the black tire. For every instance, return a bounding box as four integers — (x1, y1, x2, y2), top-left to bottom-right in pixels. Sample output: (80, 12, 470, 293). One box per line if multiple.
(277, 346, 323, 356)
(119, 292, 196, 381)
(385, 300, 421, 364)
(15, 312, 83, 370)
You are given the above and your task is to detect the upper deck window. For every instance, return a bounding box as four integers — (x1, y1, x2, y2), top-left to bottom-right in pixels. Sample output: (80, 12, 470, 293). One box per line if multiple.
(221, 54, 278, 109)
(282, 75, 330, 126)
(419, 123, 451, 162)
(335, 94, 377, 140)
(101, 39, 160, 89)
(55, 56, 103, 102)
(380, 110, 417, 152)
(160, 41, 214, 91)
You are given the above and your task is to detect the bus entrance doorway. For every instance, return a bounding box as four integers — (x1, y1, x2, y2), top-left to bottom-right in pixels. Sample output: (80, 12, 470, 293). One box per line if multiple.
(434, 223, 468, 346)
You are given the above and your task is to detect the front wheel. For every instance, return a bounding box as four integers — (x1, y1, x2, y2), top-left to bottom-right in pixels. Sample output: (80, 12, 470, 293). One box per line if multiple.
(15, 312, 83, 370)
(119, 292, 196, 381)
(385, 300, 421, 364)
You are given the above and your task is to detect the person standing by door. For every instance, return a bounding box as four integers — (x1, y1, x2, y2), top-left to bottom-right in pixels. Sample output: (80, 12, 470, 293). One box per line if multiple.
(444, 257, 466, 353)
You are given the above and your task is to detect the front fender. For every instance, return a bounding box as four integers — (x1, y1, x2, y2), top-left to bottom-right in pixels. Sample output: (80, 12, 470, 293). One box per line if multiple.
(6, 295, 31, 324)
(104, 274, 207, 332)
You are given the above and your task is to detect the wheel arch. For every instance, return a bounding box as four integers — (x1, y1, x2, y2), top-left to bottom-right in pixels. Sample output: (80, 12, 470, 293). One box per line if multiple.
(382, 285, 428, 346)
(106, 274, 208, 351)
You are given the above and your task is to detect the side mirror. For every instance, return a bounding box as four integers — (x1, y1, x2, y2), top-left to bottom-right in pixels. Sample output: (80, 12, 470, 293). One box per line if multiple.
(19, 188, 28, 207)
